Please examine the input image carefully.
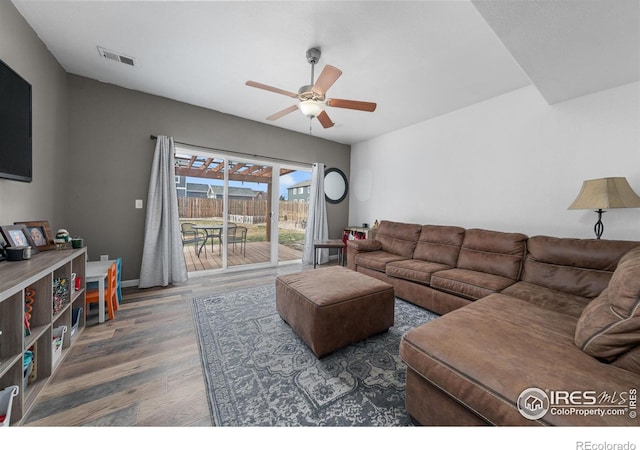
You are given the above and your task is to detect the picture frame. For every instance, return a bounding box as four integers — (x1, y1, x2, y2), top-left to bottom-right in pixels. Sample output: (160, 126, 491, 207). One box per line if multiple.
(0, 224, 39, 251)
(14, 221, 56, 251)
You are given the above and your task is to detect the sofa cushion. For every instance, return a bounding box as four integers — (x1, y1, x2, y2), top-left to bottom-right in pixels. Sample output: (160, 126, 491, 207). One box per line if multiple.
(430, 268, 516, 301)
(521, 236, 639, 299)
(456, 228, 527, 280)
(612, 345, 640, 375)
(501, 281, 590, 319)
(374, 220, 422, 258)
(575, 246, 640, 360)
(355, 250, 409, 273)
(386, 259, 451, 285)
(400, 294, 640, 425)
(412, 225, 465, 266)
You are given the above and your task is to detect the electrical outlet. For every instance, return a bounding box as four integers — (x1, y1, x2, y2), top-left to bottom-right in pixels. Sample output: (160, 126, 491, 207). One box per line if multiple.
(135, 199, 143, 209)
(100, 255, 109, 261)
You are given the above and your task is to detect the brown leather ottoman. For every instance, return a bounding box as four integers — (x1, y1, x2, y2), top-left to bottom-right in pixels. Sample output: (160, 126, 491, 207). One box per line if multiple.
(276, 266, 395, 357)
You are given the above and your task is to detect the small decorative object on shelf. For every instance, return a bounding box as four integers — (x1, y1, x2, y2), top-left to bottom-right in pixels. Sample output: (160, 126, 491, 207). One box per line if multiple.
(372, 219, 379, 229)
(52, 278, 69, 314)
(54, 229, 70, 250)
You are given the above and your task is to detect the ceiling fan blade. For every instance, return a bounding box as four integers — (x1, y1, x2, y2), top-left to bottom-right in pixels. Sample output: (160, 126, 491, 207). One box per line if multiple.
(326, 98, 377, 112)
(245, 81, 298, 98)
(266, 105, 299, 121)
(313, 65, 342, 95)
(316, 110, 334, 129)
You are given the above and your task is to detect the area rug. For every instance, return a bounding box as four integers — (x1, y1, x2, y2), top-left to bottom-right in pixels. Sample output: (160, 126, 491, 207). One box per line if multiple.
(191, 283, 438, 426)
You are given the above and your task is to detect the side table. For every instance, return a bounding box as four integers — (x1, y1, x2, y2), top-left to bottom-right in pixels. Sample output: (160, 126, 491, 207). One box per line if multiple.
(313, 239, 346, 268)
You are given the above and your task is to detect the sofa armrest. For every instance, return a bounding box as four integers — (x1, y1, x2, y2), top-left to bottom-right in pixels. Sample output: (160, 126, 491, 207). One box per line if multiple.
(347, 239, 382, 270)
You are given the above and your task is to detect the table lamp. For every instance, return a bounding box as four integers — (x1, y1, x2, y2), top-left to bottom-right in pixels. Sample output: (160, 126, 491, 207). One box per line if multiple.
(568, 177, 640, 239)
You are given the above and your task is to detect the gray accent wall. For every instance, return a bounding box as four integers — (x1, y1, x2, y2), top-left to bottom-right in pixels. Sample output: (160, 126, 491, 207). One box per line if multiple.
(67, 75, 350, 281)
(0, 1, 69, 230)
(0, 0, 351, 282)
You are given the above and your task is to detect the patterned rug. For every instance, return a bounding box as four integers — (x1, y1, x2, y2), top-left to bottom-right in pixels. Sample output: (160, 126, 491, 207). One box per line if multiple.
(191, 283, 438, 426)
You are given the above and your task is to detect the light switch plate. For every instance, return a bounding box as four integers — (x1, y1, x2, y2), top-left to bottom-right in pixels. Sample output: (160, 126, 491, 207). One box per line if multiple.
(135, 199, 143, 209)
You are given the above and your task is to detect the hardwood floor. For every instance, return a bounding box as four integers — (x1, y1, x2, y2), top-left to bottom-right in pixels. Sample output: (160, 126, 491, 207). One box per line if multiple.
(20, 262, 313, 427)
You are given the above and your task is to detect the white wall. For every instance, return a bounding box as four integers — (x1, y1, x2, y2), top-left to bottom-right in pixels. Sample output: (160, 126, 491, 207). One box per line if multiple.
(350, 82, 640, 241)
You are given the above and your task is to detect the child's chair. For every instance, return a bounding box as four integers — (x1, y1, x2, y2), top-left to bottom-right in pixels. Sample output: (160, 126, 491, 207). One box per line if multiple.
(86, 262, 118, 320)
(115, 257, 122, 304)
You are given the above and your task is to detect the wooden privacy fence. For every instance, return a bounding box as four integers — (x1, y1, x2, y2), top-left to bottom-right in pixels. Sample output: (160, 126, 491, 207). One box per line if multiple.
(178, 198, 308, 224)
(279, 201, 309, 225)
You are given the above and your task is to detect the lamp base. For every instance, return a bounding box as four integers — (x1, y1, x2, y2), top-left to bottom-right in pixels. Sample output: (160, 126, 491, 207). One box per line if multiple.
(594, 209, 605, 240)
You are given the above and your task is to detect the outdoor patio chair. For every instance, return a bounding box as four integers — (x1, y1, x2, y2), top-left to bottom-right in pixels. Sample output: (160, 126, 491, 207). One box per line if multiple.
(227, 225, 247, 257)
(181, 222, 206, 255)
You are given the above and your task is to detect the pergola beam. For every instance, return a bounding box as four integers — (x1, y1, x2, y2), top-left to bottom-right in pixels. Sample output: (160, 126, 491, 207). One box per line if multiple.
(174, 156, 299, 244)
(175, 167, 274, 183)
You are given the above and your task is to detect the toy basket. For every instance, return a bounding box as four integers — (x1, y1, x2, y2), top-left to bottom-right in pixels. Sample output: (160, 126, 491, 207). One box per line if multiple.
(0, 385, 19, 427)
(52, 325, 67, 367)
(71, 307, 83, 337)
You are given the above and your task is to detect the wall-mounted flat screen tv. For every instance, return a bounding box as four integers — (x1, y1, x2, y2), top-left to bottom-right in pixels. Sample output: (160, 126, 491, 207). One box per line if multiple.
(0, 57, 32, 182)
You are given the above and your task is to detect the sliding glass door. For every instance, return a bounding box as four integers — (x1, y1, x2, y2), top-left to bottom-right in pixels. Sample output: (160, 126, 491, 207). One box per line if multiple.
(277, 166, 312, 264)
(175, 146, 309, 274)
(224, 157, 272, 269)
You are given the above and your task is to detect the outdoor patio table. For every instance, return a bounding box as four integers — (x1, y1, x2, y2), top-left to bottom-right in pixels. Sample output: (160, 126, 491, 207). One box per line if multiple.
(193, 225, 224, 256)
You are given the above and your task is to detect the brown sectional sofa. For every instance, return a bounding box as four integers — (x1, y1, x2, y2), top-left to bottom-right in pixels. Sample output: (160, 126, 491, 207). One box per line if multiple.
(346, 220, 640, 426)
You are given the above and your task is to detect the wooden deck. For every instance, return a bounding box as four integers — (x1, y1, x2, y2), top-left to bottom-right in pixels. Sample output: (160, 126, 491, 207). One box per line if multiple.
(182, 240, 303, 272)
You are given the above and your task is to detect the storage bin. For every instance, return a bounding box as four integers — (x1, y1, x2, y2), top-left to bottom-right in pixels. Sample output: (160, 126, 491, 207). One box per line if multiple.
(23, 350, 33, 392)
(0, 385, 19, 427)
(23, 361, 33, 392)
(52, 325, 67, 367)
(28, 343, 38, 384)
(71, 307, 83, 336)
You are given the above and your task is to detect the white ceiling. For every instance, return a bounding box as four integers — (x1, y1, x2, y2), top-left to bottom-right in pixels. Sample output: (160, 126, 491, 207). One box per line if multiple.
(12, 0, 639, 145)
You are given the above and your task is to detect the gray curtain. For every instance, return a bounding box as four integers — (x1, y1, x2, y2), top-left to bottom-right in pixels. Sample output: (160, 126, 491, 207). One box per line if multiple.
(139, 136, 188, 288)
(302, 163, 329, 265)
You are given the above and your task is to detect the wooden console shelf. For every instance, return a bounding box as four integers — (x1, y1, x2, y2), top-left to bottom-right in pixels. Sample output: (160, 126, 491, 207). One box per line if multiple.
(343, 226, 376, 241)
(0, 248, 86, 425)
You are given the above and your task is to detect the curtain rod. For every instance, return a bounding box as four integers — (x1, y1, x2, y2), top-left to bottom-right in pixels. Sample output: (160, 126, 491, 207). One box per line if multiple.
(150, 134, 312, 167)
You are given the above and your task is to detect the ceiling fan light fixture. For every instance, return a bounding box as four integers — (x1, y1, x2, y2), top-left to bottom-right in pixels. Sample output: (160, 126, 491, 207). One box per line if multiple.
(299, 100, 324, 118)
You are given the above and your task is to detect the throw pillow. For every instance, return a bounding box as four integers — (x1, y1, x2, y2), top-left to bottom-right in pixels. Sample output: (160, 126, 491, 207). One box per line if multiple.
(575, 246, 640, 361)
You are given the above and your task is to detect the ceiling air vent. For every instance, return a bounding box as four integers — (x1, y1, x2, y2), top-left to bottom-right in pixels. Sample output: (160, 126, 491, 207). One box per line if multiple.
(97, 46, 136, 67)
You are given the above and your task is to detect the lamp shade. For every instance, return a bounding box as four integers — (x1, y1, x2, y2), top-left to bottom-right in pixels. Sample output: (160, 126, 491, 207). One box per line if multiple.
(299, 100, 324, 118)
(568, 177, 640, 210)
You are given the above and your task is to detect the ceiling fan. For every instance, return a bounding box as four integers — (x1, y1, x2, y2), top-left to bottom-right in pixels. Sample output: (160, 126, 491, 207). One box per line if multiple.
(245, 48, 377, 129)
